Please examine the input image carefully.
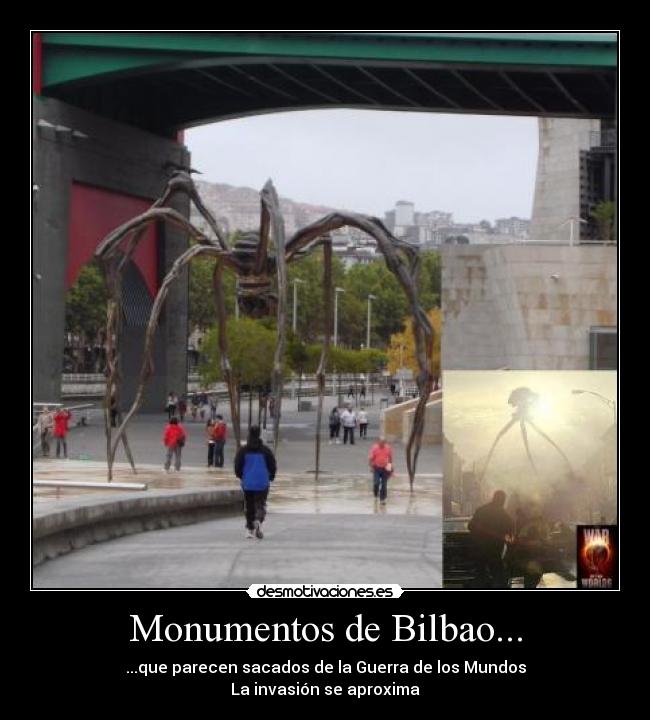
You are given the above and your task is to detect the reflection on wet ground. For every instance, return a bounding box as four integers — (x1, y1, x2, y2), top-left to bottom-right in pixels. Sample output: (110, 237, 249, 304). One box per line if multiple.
(32, 461, 441, 516)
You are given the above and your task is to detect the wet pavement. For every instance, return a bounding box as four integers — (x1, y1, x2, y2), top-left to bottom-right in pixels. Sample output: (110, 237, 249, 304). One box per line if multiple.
(32, 510, 442, 588)
(33, 442, 442, 588)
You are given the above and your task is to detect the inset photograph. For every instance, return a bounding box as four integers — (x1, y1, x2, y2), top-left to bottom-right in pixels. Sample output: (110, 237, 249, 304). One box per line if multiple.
(443, 370, 616, 589)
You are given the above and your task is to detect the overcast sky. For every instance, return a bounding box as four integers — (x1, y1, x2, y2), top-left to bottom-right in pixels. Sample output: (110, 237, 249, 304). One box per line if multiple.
(186, 109, 539, 223)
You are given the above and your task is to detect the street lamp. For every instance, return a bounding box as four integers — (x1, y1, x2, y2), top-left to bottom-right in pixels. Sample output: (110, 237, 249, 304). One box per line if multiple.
(572, 389, 616, 415)
(292, 278, 306, 334)
(559, 216, 588, 247)
(334, 287, 345, 347)
(366, 294, 377, 349)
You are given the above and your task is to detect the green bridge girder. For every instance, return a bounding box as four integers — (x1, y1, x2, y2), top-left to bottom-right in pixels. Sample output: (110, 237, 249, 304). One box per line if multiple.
(38, 32, 618, 137)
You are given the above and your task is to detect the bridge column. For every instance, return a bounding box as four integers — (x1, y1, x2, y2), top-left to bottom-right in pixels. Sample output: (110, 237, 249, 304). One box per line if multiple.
(33, 96, 190, 412)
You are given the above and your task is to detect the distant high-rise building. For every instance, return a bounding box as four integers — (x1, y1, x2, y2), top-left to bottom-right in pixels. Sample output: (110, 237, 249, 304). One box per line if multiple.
(395, 200, 415, 227)
(530, 118, 615, 243)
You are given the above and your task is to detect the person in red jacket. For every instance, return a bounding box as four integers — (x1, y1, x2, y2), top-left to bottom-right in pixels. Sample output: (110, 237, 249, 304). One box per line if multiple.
(369, 436, 394, 505)
(163, 416, 187, 472)
(53, 408, 72, 459)
(212, 414, 227, 468)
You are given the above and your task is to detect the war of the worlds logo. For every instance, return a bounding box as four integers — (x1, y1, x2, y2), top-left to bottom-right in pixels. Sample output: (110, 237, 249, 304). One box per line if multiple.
(577, 526, 618, 589)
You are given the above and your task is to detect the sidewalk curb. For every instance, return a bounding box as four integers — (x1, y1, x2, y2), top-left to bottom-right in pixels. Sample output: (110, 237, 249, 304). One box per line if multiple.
(33, 488, 242, 567)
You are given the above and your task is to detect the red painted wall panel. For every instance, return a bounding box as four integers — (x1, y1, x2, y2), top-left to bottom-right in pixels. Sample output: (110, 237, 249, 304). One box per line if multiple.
(67, 183, 158, 296)
(32, 32, 42, 94)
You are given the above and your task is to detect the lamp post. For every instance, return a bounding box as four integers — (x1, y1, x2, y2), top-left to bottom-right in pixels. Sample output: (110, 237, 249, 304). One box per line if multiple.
(334, 287, 345, 347)
(234, 279, 240, 320)
(559, 216, 588, 246)
(292, 278, 306, 334)
(572, 389, 616, 416)
(366, 294, 377, 349)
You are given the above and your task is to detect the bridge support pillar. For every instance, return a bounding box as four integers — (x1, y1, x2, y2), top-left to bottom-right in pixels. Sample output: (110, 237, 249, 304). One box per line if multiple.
(33, 96, 190, 413)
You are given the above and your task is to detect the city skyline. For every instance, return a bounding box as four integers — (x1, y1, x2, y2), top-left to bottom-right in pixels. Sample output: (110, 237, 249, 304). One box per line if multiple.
(186, 109, 538, 223)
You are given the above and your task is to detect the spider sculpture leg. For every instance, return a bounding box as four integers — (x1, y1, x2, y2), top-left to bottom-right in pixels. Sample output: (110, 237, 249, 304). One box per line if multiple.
(314, 238, 333, 480)
(261, 181, 288, 453)
(285, 213, 434, 488)
(520, 419, 538, 477)
(107, 245, 226, 471)
(526, 419, 575, 476)
(95, 171, 233, 481)
(480, 417, 519, 482)
(213, 260, 241, 447)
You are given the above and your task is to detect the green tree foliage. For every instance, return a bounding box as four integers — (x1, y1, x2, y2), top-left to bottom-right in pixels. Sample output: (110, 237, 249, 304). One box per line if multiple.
(591, 201, 615, 242)
(199, 317, 277, 388)
(188, 234, 238, 332)
(190, 232, 441, 353)
(65, 259, 107, 342)
(418, 250, 441, 310)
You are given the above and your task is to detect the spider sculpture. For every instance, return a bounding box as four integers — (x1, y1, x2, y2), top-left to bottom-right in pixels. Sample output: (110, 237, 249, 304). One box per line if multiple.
(480, 386, 573, 482)
(95, 171, 434, 486)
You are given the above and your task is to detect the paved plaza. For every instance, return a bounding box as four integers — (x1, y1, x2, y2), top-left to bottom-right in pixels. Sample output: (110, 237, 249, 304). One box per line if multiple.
(32, 394, 443, 588)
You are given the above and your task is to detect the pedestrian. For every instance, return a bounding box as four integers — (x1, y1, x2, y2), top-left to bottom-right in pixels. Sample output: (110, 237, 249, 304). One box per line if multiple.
(390, 382, 396, 396)
(347, 384, 355, 399)
(212, 414, 227, 468)
(234, 425, 277, 540)
(190, 394, 198, 421)
(360, 384, 366, 400)
(340, 405, 357, 445)
(209, 395, 218, 421)
(36, 406, 54, 457)
(163, 416, 186, 472)
(166, 391, 177, 420)
(328, 406, 341, 444)
(53, 407, 72, 459)
(206, 418, 216, 467)
(358, 406, 369, 438)
(178, 394, 187, 422)
(369, 436, 393, 504)
(468, 490, 514, 589)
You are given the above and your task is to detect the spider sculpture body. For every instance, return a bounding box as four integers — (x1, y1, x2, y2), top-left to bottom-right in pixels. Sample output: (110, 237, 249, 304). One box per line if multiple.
(95, 171, 434, 486)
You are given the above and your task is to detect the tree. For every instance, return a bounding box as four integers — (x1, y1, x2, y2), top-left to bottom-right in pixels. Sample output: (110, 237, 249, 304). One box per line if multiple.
(199, 317, 278, 388)
(343, 261, 409, 347)
(188, 243, 236, 333)
(591, 201, 615, 243)
(64, 259, 108, 372)
(386, 308, 442, 383)
(418, 250, 441, 310)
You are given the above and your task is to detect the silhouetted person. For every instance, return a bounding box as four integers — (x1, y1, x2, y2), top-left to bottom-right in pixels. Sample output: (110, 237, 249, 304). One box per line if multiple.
(468, 490, 513, 588)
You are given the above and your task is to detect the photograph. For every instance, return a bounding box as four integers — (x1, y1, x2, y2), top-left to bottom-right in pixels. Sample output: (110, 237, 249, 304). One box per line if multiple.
(443, 370, 617, 589)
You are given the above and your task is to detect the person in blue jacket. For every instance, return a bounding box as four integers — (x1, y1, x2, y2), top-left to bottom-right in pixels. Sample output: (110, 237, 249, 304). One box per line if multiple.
(234, 425, 277, 539)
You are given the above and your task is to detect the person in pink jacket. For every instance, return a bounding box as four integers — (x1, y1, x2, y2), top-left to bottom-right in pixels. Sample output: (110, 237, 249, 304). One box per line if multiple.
(369, 436, 394, 505)
(163, 417, 187, 472)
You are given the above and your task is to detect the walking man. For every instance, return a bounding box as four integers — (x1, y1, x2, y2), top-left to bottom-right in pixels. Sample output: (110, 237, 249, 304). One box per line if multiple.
(163, 416, 186, 472)
(212, 414, 227, 468)
(340, 405, 357, 445)
(53, 407, 72, 459)
(369, 436, 393, 504)
(234, 425, 277, 539)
